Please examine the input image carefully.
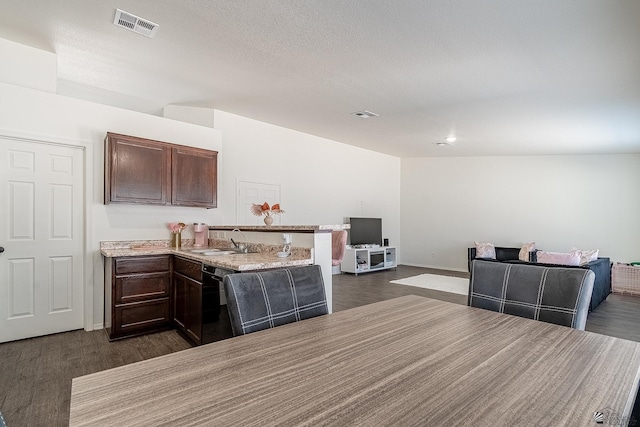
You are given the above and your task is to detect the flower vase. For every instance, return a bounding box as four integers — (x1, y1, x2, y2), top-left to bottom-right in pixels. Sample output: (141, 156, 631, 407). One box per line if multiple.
(264, 216, 274, 226)
(171, 232, 182, 248)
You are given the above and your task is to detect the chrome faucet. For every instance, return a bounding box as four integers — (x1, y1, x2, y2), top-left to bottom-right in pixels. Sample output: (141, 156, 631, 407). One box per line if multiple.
(230, 228, 249, 253)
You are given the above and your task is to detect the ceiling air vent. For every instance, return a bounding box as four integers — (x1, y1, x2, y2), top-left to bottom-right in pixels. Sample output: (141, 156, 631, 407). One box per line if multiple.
(113, 9, 159, 38)
(351, 110, 379, 119)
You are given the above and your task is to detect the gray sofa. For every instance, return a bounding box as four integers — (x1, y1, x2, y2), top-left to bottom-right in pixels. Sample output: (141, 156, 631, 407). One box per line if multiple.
(467, 247, 611, 311)
(469, 259, 595, 330)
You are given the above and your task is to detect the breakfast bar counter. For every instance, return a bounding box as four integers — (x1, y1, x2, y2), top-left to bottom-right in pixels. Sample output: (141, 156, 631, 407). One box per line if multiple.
(100, 239, 315, 342)
(208, 224, 350, 232)
(100, 222, 348, 329)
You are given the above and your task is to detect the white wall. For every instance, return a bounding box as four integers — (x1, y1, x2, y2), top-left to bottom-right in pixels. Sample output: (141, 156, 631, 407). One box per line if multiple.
(212, 110, 401, 247)
(0, 38, 57, 93)
(401, 155, 640, 271)
(0, 81, 224, 328)
(0, 39, 402, 329)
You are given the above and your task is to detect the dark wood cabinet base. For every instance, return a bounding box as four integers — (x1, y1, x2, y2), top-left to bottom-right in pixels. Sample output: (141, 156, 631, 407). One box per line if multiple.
(106, 255, 230, 344)
(107, 255, 173, 341)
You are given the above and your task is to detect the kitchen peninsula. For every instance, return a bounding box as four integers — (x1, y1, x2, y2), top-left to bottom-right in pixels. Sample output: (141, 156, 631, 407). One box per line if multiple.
(100, 243, 313, 271)
(209, 224, 349, 312)
(100, 224, 347, 344)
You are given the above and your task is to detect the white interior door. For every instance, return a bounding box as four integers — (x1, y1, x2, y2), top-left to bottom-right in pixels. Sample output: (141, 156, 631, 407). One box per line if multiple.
(0, 138, 84, 343)
(236, 180, 281, 224)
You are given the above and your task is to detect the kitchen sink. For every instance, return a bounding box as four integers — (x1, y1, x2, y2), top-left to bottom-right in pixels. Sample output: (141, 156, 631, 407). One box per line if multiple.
(203, 251, 236, 256)
(188, 248, 243, 255)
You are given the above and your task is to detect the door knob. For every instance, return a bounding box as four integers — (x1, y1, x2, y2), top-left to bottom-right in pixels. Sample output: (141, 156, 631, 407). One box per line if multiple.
(0, 247, 4, 253)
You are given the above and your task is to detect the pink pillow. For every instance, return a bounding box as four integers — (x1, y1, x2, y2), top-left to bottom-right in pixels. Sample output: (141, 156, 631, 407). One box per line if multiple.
(571, 247, 599, 265)
(474, 241, 496, 259)
(536, 250, 581, 266)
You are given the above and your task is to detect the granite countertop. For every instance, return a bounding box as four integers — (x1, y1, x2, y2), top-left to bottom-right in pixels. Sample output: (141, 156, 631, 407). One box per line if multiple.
(174, 249, 312, 271)
(100, 241, 313, 271)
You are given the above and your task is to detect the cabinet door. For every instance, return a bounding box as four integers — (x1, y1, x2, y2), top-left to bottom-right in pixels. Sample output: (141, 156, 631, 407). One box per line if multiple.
(173, 272, 203, 345)
(173, 273, 188, 330)
(171, 146, 217, 208)
(105, 133, 171, 205)
(185, 279, 203, 345)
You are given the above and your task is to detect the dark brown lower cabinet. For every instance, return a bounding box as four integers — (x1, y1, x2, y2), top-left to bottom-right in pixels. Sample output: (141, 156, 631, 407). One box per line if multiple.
(107, 255, 172, 340)
(173, 257, 204, 345)
(173, 272, 203, 345)
(106, 255, 221, 344)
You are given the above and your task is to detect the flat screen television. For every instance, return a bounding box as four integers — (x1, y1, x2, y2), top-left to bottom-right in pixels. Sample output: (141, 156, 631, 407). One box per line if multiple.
(348, 217, 382, 246)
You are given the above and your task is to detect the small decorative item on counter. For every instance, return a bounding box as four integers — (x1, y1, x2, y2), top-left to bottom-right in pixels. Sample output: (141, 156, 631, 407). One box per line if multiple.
(193, 223, 208, 247)
(168, 222, 186, 248)
(250, 202, 284, 226)
(278, 233, 292, 257)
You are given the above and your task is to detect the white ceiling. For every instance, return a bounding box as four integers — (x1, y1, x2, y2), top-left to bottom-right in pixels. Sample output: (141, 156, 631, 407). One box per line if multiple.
(1, 0, 639, 157)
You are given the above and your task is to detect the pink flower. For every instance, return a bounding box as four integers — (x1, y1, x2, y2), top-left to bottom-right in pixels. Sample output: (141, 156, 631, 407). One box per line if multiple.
(167, 222, 186, 234)
(250, 202, 285, 217)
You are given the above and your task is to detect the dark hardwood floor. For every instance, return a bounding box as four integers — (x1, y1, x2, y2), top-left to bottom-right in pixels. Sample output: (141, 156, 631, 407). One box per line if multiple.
(333, 265, 469, 311)
(584, 293, 640, 342)
(0, 328, 192, 426)
(0, 265, 638, 426)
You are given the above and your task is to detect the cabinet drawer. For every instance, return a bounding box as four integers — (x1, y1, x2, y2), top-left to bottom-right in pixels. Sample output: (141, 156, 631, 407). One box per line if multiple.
(115, 255, 171, 275)
(174, 257, 202, 282)
(115, 272, 170, 303)
(113, 298, 170, 335)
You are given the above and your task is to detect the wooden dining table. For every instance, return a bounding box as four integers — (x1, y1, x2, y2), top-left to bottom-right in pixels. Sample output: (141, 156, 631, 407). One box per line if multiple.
(70, 295, 640, 426)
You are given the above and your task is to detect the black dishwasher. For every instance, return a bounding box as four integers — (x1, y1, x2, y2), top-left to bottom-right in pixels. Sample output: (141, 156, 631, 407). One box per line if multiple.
(201, 264, 236, 344)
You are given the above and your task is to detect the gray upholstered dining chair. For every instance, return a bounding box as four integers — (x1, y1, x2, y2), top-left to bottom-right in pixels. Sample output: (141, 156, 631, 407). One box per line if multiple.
(223, 264, 328, 336)
(468, 259, 594, 330)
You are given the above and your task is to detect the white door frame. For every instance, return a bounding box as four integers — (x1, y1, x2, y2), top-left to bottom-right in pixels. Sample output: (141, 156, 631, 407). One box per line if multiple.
(0, 128, 94, 332)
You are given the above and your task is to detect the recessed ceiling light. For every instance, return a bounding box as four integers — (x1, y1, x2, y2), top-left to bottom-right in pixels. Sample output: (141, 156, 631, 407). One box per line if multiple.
(351, 110, 379, 119)
(435, 136, 456, 147)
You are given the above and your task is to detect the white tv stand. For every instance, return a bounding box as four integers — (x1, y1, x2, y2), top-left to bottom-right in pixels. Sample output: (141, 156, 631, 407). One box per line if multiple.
(341, 246, 397, 275)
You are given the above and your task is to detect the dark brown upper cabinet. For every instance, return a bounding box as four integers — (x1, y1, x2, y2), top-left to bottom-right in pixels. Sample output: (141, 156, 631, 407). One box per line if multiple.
(105, 133, 217, 208)
(172, 146, 217, 208)
(105, 133, 171, 205)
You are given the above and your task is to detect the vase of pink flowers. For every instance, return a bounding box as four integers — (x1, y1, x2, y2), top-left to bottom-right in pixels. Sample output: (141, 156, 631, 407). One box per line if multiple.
(250, 202, 284, 226)
(168, 222, 186, 248)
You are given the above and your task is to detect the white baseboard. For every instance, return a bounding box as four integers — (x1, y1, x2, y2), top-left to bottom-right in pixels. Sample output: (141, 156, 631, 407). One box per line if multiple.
(92, 323, 104, 331)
